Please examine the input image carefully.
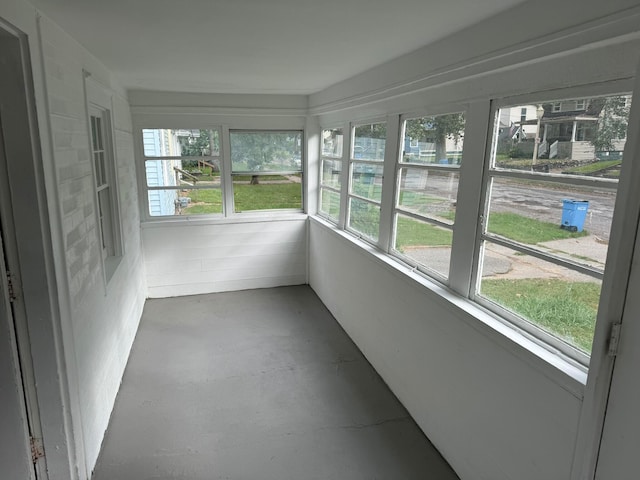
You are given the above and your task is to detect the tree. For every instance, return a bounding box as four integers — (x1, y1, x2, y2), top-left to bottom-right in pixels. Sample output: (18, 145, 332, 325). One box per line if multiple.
(405, 113, 465, 161)
(230, 132, 301, 184)
(178, 130, 219, 171)
(591, 96, 631, 152)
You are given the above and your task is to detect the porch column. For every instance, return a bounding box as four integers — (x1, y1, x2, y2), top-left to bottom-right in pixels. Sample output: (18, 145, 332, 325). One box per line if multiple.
(571, 121, 578, 142)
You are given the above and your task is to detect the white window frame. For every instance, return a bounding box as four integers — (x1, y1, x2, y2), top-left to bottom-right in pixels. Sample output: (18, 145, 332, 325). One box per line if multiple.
(228, 129, 304, 214)
(318, 126, 347, 225)
(140, 127, 224, 218)
(390, 111, 466, 284)
(469, 87, 632, 367)
(84, 73, 123, 283)
(345, 119, 388, 244)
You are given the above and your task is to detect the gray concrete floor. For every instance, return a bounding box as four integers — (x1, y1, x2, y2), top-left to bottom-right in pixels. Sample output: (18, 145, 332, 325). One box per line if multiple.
(92, 286, 459, 480)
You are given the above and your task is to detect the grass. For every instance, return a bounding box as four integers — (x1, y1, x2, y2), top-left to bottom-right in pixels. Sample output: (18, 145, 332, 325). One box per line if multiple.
(181, 189, 223, 215)
(395, 216, 452, 250)
(320, 189, 340, 220)
(488, 212, 587, 244)
(180, 182, 301, 214)
(234, 183, 301, 211)
(562, 160, 621, 175)
(481, 278, 600, 351)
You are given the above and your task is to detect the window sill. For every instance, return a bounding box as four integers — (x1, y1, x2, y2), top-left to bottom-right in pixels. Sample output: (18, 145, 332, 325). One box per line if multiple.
(310, 215, 587, 398)
(141, 211, 308, 229)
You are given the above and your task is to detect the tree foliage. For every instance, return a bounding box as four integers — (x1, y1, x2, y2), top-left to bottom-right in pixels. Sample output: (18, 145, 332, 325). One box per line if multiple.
(591, 96, 631, 152)
(404, 113, 465, 160)
(178, 129, 219, 156)
(230, 132, 301, 184)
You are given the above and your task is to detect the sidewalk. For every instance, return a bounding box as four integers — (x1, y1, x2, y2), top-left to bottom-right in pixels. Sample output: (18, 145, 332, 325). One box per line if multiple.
(404, 234, 608, 282)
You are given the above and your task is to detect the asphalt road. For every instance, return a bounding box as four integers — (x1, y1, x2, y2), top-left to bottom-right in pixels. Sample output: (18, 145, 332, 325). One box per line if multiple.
(418, 172, 617, 240)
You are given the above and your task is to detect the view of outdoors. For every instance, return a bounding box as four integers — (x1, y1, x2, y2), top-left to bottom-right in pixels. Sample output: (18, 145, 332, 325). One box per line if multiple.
(348, 122, 386, 240)
(319, 127, 343, 222)
(478, 94, 631, 353)
(142, 129, 303, 215)
(392, 113, 465, 279)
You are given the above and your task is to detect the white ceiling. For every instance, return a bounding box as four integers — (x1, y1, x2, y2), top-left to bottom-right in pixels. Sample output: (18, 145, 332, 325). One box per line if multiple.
(31, 0, 527, 95)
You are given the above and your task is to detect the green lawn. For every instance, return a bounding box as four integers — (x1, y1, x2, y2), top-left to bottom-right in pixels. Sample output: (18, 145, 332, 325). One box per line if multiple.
(395, 216, 452, 251)
(481, 278, 600, 351)
(488, 212, 587, 244)
(234, 183, 301, 211)
(562, 160, 621, 175)
(180, 182, 301, 214)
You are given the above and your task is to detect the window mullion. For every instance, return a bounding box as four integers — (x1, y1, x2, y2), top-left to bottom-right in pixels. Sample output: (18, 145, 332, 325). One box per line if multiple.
(220, 125, 234, 217)
(338, 122, 351, 229)
(379, 114, 400, 252)
(448, 100, 492, 296)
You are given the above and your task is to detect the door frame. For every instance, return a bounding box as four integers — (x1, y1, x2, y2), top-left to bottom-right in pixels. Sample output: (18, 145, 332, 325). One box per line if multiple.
(0, 16, 84, 480)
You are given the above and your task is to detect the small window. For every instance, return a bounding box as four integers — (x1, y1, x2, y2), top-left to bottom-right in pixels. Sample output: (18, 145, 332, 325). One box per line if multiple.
(575, 99, 586, 110)
(230, 131, 303, 212)
(319, 127, 344, 223)
(552, 102, 562, 112)
(141, 129, 223, 216)
(347, 122, 386, 241)
(478, 93, 632, 358)
(89, 106, 122, 278)
(520, 107, 527, 122)
(393, 113, 465, 280)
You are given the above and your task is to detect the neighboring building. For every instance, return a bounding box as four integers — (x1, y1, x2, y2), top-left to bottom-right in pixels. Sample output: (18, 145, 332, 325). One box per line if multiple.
(143, 129, 183, 216)
(506, 97, 631, 161)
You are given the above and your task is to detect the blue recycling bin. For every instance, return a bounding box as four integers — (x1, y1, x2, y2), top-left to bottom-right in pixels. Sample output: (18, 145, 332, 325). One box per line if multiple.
(560, 199, 589, 232)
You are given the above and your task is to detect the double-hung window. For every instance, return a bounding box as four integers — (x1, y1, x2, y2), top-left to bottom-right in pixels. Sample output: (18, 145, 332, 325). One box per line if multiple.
(347, 122, 386, 242)
(474, 93, 632, 359)
(318, 127, 344, 223)
(392, 113, 465, 281)
(229, 130, 303, 213)
(141, 128, 222, 217)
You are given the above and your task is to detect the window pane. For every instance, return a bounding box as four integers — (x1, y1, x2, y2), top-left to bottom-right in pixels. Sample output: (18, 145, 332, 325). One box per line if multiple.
(320, 188, 340, 222)
(353, 123, 386, 161)
(148, 188, 222, 216)
(486, 177, 613, 272)
(321, 158, 342, 188)
(402, 113, 465, 165)
(397, 168, 458, 225)
(350, 162, 383, 202)
(348, 198, 380, 241)
(322, 128, 343, 158)
(143, 129, 219, 157)
(145, 159, 221, 188)
(493, 95, 631, 174)
(394, 214, 452, 278)
(230, 131, 302, 173)
(478, 240, 601, 353)
(233, 174, 302, 212)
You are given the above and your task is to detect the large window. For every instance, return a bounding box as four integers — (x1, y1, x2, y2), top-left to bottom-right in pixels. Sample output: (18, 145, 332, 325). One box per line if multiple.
(392, 113, 465, 280)
(347, 122, 386, 241)
(314, 89, 633, 366)
(140, 129, 303, 217)
(229, 131, 303, 212)
(142, 128, 222, 216)
(475, 94, 632, 358)
(319, 127, 344, 223)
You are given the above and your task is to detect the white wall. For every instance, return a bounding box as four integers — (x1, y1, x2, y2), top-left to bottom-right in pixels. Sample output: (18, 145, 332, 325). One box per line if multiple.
(308, 3, 640, 479)
(130, 91, 309, 298)
(310, 221, 582, 479)
(37, 15, 147, 475)
(143, 218, 307, 297)
(0, 2, 147, 477)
